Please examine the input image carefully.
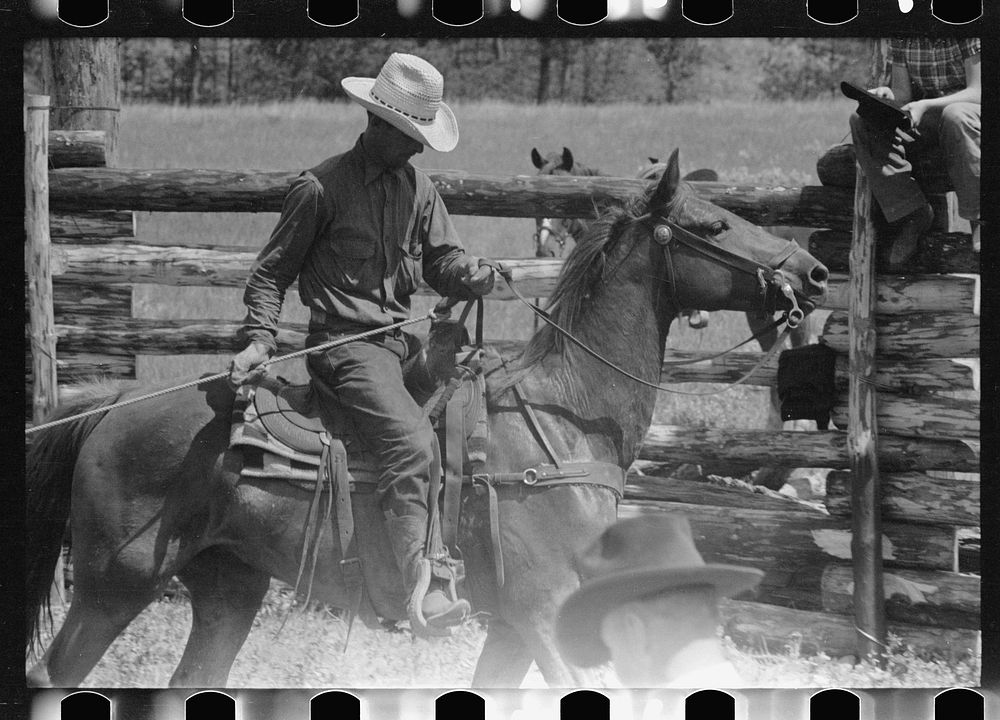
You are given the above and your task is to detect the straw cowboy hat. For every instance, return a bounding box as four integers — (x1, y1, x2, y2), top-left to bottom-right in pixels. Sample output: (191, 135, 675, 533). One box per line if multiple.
(341, 53, 459, 153)
(555, 514, 763, 668)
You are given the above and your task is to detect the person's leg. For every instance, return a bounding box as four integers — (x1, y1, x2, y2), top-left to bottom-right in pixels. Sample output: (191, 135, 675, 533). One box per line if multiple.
(308, 334, 432, 517)
(938, 102, 981, 250)
(849, 112, 933, 270)
(849, 112, 929, 223)
(306, 333, 469, 633)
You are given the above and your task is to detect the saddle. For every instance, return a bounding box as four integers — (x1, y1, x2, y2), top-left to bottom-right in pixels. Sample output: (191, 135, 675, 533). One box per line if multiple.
(228, 343, 488, 629)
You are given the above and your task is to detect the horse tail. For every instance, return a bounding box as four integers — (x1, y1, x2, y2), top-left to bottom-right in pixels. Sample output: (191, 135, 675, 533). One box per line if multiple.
(25, 381, 129, 656)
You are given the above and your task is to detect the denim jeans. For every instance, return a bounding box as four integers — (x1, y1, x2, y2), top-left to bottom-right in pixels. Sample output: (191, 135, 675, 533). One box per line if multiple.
(849, 102, 980, 223)
(305, 330, 433, 519)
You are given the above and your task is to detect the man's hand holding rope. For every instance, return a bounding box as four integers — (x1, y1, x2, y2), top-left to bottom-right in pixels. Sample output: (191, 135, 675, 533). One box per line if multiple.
(228, 340, 273, 389)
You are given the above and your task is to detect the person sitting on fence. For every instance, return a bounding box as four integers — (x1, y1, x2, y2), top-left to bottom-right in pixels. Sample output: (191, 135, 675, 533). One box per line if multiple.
(849, 37, 981, 270)
(227, 53, 497, 635)
(554, 515, 763, 687)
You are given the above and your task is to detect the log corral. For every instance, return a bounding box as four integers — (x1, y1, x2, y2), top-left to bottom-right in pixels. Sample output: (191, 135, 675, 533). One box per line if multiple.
(26, 114, 980, 662)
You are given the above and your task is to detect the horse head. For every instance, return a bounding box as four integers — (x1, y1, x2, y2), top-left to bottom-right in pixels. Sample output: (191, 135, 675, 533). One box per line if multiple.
(640, 149, 828, 322)
(532, 147, 588, 258)
(531, 146, 575, 173)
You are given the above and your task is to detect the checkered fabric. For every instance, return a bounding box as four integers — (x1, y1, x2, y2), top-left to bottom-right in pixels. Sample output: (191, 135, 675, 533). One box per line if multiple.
(890, 37, 981, 99)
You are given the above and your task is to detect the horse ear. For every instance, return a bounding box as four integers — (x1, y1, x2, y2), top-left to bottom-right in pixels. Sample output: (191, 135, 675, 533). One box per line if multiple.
(531, 148, 544, 169)
(649, 148, 681, 210)
(561, 147, 574, 171)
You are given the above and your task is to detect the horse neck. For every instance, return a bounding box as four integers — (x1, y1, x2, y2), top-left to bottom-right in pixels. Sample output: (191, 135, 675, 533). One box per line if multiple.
(534, 239, 673, 466)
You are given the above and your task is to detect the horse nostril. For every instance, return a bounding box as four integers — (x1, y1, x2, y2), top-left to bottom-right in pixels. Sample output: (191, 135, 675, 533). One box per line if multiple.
(810, 264, 829, 289)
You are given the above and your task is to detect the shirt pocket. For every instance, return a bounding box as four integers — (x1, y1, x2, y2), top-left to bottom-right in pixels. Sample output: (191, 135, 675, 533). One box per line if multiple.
(396, 234, 423, 295)
(331, 235, 377, 287)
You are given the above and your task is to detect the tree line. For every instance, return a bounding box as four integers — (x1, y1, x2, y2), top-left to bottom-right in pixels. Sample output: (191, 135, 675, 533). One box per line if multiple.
(25, 38, 872, 106)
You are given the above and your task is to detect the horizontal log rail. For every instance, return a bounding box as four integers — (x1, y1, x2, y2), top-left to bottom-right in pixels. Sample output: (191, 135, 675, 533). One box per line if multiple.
(48, 247, 566, 299)
(831, 392, 979, 441)
(660, 352, 976, 393)
(822, 311, 979, 359)
(51, 211, 136, 240)
(824, 273, 976, 315)
(50, 283, 132, 318)
(622, 500, 954, 573)
(49, 130, 107, 168)
(821, 564, 980, 630)
(47, 243, 978, 316)
(825, 470, 979, 526)
(48, 167, 856, 227)
(720, 598, 979, 660)
(809, 229, 979, 275)
(637, 425, 978, 474)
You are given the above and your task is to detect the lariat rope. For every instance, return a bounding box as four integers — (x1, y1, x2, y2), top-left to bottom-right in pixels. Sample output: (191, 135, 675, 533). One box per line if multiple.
(25, 312, 436, 435)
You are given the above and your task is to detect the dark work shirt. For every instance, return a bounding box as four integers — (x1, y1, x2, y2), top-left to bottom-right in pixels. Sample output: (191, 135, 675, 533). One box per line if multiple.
(240, 135, 477, 351)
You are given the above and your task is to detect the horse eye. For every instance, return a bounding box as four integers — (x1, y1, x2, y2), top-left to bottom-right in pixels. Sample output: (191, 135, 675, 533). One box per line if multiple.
(710, 221, 729, 235)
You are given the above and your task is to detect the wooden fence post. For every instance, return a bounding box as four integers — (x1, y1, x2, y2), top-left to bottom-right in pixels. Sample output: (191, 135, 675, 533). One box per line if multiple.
(26, 94, 57, 425)
(848, 164, 887, 665)
(25, 94, 66, 607)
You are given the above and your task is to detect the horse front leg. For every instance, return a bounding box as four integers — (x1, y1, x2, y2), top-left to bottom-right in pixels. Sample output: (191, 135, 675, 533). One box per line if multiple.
(471, 617, 534, 688)
(170, 547, 270, 688)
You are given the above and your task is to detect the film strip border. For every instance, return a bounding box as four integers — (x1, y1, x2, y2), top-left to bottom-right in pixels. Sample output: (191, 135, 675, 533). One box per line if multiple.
(29, 686, 996, 719)
(11, 0, 989, 34)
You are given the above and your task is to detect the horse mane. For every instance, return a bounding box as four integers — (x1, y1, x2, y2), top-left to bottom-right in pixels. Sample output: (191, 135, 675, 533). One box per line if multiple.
(494, 188, 657, 393)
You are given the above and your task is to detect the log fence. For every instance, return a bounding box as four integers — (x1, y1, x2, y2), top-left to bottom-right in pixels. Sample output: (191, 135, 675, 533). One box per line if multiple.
(25, 113, 980, 662)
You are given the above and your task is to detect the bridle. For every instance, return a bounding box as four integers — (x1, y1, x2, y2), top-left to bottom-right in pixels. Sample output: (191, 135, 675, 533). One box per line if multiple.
(497, 207, 816, 394)
(641, 212, 808, 329)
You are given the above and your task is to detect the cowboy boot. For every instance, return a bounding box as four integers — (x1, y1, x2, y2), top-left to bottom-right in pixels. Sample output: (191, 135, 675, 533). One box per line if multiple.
(384, 513, 470, 637)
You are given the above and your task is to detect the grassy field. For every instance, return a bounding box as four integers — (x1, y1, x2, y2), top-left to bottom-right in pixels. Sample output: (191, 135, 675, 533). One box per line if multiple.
(36, 100, 979, 689)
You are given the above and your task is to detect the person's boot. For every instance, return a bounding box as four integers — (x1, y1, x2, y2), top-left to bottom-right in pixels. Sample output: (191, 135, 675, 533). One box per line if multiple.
(384, 513, 470, 637)
(887, 204, 933, 272)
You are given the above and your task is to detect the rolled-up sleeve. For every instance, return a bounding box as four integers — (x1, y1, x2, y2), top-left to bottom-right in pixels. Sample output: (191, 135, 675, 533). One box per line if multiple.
(959, 38, 981, 59)
(419, 189, 479, 300)
(239, 174, 330, 351)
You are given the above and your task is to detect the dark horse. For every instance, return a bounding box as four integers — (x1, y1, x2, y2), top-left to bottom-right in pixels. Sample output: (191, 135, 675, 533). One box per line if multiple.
(26, 151, 828, 688)
(532, 147, 722, 332)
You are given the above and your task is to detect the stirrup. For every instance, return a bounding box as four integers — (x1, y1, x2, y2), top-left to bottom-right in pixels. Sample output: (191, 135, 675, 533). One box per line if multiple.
(406, 557, 469, 640)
